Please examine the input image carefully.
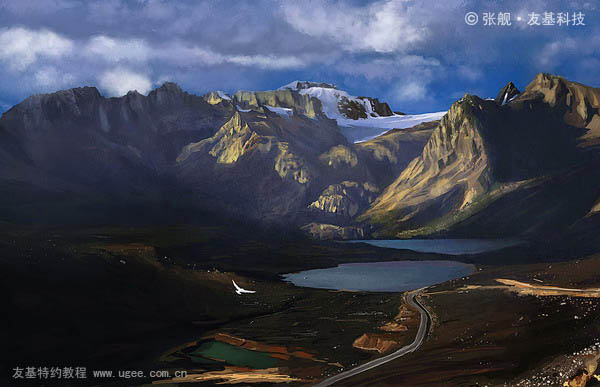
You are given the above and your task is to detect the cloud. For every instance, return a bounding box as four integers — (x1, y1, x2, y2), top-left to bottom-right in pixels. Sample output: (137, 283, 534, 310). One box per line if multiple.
(83, 35, 306, 69)
(99, 67, 152, 96)
(457, 65, 483, 82)
(537, 38, 578, 69)
(33, 66, 75, 89)
(337, 55, 440, 81)
(0, 27, 73, 70)
(395, 80, 428, 101)
(537, 31, 600, 73)
(0, 0, 599, 114)
(227, 54, 305, 70)
(84, 35, 152, 63)
(282, 0, 427, 53)
(154, 42, 306, 70)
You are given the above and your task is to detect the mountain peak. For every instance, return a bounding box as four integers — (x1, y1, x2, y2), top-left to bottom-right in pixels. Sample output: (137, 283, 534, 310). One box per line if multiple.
(14, 86, 102, 113)
(525, 72, 599, 128)
(525, 73, 570, 95)
(156, 82, 183, 93)
(279, 81, 337, 91)
(495, 82, 520, 105)
(147, 82, 186, 106)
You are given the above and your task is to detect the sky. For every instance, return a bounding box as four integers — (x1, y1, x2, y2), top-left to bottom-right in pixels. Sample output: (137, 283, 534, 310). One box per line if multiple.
(0, 0, 598, 114)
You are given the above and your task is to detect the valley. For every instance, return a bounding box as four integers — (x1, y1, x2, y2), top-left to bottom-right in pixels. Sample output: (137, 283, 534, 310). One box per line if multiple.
(3, 1, 600, 385)
(2, 73, 600, 386)
(4, 223, 600, 386)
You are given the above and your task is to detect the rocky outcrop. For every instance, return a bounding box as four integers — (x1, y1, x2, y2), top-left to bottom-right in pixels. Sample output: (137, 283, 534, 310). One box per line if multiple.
(495, 82, 520, 105)
(378, 322, 408, 332)
(308, 181, 379, 220)
(367, 97, 394, 117)
(300, 223, 365, 240)
(352, 333, 401, 354)
(525, 73, 600, 147)
(280, 81, 337, 91)
(319, 145, 358, 168)
(338, 96, 394, 119)
(232, 89, 323, 119)
(352, 303, 418, 353)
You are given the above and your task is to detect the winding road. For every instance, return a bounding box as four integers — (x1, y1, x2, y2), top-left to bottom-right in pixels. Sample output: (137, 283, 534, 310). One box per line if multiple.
(313, 288, 431, 387)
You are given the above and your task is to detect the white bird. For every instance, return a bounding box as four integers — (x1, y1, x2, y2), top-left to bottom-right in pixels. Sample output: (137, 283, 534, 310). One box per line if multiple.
(232, 280, 256, 295)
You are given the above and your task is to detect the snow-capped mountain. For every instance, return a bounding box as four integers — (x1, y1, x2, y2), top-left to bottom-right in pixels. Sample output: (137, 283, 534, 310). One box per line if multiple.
(279, 80, 393, 119)
(279, 81, 446, 142)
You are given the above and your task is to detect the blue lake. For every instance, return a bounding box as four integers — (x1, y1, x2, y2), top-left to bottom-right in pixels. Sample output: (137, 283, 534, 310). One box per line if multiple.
(348, 239, 522, 255)
(283, 239, 519, 292)
(283, 260, 474, 292)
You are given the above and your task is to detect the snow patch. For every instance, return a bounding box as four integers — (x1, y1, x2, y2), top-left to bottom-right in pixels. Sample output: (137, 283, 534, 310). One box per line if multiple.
(278, 82, 446, 143)
(297, 86, 351, 120)
(216, 90, 231, 100)
(347, 111, 447, 143)
(279, 80, 301, 90)
(264, 105, 293, 117)
(298, 85, 445, 142)
(236, 105, 252, 113)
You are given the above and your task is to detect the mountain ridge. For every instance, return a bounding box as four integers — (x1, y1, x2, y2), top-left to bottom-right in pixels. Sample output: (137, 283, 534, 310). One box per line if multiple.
(360, 73, 600, 239)
(0, 80, 436, 235)
(2, 73, 599, 243)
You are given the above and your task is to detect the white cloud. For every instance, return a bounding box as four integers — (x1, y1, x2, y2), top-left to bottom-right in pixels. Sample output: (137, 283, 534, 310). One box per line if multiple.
(537, 33, 600, 71)
(0, 25, 306, 82)
(154, 42, 306, 69)
(0, 27, 74, 70)
(84, 35, 152, 63)
(99, 67, 152, 96)
(457, 65, 482, 82)
(538, 38, 578, 69)
(33, 66, 76, 88)
(227, 54, 304, 69)
(83, 37, 306, 69)
(282, 0, 427, 53)
(395, 81, 427, 101)
(338, 55, 440, 80)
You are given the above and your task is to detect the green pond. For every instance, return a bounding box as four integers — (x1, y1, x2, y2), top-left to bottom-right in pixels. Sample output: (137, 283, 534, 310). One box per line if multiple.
(191, 341, 278, 369)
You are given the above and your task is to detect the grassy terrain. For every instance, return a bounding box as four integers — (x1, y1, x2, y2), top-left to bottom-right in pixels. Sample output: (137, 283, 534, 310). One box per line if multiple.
(3, 223, 600, 386)
(0, 223, 442, 385)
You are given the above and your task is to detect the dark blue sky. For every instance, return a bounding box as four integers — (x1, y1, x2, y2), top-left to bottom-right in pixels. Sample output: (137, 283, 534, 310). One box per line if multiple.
(0, 0, 598, 114)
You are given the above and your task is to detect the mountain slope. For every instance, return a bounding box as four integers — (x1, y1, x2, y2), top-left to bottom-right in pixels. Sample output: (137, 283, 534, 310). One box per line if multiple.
(361, 74, 600, 238)
(0, 81, 435, 232)
(355, 120, 439, 189)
